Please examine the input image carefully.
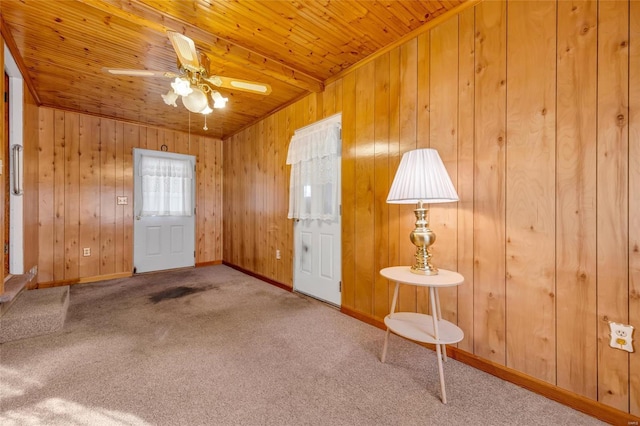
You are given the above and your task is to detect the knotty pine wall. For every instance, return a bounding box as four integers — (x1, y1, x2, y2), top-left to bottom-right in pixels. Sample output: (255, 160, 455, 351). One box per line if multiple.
(223, 93, 323, 286)
(23, 81, 39, 276)
(223, 0, 639, 416)
(37, 108, 223, 286)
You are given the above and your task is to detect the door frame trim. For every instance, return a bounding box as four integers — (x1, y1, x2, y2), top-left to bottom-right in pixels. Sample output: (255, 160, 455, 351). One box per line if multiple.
(4, 44, 24, 275)
(132, 148, 196, 273)
(291, 113, 342, 306)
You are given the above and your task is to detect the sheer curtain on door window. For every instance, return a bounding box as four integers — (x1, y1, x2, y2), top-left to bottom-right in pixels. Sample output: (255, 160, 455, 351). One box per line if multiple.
(286, 117, 341, 221)
(139, 155, 193, 216)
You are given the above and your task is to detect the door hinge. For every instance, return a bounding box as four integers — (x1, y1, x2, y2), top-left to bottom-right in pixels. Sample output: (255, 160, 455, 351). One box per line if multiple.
(339, 281, 342, 292)
(4, 243, 8, 255)
(4, 91, 8, 103)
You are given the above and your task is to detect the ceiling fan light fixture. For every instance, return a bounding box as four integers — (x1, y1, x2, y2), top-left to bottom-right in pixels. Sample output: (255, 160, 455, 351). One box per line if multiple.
(211, 91, 228, 109)
(171, 77, 192, 97)
(161, 89, 179, 107)
(182, 86, 209, 113)
(200, 105, 213, 115)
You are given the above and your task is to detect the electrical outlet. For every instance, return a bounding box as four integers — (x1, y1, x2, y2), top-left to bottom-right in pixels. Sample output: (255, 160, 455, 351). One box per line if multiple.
(276, 249, 281, 260)
(609, 322, 634, 353)
(117, 196, 128, 205)
(83, 247, 91, 257)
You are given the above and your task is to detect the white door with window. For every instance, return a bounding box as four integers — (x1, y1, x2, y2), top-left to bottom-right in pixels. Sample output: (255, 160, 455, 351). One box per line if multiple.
(133, 149, 195, 273)
(294, 216, 341, 306)
(288, 114, 342, 306)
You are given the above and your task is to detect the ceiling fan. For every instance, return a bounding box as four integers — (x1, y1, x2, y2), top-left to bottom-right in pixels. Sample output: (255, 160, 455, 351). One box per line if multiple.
(103, 31, 272, 115)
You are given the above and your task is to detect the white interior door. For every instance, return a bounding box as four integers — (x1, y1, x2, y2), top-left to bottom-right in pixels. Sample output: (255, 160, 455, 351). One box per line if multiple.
(133, 149, 195, 273)
(294, 217, 341, 306)
(290, 113, 342, 306)
(293, 147, 341, 306)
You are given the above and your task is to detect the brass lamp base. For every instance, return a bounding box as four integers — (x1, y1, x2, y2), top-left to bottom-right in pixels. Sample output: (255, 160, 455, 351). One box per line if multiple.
(409, 205, 438, 275)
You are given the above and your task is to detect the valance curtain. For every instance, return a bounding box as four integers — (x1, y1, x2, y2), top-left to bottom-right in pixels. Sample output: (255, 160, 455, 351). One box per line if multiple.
(139, 156, 193, 216)
(286, 119, 341, 221)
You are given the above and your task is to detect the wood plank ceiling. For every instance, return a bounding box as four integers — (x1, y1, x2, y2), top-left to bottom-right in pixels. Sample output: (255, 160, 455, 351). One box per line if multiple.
(1, 0, 463, 138)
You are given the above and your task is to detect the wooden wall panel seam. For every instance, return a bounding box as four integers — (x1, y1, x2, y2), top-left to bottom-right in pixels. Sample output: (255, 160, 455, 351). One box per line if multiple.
(456, 6, 476, 354)
(628, 0, 640, 415)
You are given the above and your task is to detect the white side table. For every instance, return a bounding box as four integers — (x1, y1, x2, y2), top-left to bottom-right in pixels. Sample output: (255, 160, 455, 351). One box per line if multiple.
(380, 266, 464, 404)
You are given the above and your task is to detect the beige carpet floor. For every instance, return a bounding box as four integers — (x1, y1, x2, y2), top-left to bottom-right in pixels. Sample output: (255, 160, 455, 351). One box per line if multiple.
(0, 265, 604, 425)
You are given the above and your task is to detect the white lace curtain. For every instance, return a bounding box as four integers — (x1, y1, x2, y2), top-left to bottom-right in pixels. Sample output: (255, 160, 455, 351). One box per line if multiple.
(286, 118, 341, 221)
(139, 156, 193, 216)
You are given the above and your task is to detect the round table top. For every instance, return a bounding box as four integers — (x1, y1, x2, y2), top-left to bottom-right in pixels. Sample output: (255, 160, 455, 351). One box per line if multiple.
(380, 266, 464, 287)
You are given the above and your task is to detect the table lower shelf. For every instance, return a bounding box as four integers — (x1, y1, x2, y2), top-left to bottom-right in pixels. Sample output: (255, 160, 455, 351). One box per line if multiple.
(384, 312, 464, 345)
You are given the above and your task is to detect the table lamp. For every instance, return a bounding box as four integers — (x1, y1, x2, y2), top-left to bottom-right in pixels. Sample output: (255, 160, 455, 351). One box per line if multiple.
(386, 148, 459, 275)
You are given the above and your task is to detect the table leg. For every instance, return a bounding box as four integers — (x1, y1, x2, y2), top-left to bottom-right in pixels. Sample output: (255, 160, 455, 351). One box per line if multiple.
(381, 282, 400, 363)
(389, 282, 400, 316)
(434, 338, 447, 404)
(434, 287, 443, 320)
(429, 287, 447, 403)
(434, 288, 448, 363)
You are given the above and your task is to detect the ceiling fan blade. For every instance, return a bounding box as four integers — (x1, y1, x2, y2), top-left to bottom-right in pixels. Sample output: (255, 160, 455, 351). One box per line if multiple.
(205, 75, 272, 95)
(167, 31, 201, 72)
(102, 68, 177, 78)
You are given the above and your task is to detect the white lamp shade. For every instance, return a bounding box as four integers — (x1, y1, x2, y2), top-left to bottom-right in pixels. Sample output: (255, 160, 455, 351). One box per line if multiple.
(182, 87, 209, 113)
(387, 148, 459, 204)
(211, 90, 228, 109)
(161, 89, 178, 107)
(171, 77, 192, 97)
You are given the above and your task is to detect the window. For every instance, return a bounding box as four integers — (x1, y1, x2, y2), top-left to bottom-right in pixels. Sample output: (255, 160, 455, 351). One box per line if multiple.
(286, 117, 341, 221)
(139, 156, 193, 216)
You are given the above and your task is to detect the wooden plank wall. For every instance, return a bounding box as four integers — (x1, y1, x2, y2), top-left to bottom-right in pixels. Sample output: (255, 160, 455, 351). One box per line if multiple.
(222, 0, 639, 415)
(630, 0, 640, 414)
(505, 0, 557, 385)
(556, 0, 598, 399)
(23, 82, 39, 275)
(223, 94, 322, 285)
(37, 108, 223, 285)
